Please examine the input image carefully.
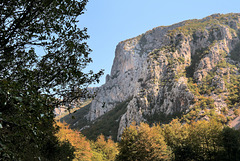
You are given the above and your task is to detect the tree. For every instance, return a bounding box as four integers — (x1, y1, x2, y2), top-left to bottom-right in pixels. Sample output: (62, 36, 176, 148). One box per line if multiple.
(0, 0, 103, 160)
(117, 122, 171, 161)
(56, 122, 93, 161)
(162, 119, 191, 161)
(56, 123, 119, 161)
(220, 127, 240, 161)
(162, 119, 223, 161)
(91, 134, 119, 161)
(186, 120, 223, 161)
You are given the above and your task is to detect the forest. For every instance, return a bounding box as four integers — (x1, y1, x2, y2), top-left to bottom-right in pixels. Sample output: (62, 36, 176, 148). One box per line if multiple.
(56, 118, 240, 161)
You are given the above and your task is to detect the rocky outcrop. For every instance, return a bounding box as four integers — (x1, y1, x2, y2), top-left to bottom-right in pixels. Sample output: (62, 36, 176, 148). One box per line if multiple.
(83, 13, 240, 140)
(87, 23, 186, 121)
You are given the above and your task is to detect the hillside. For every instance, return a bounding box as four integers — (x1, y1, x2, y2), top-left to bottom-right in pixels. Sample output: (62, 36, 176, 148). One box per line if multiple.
(62, 13, 240, 141)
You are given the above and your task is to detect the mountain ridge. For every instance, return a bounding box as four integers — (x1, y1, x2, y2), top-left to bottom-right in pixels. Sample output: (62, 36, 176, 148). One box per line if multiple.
(62, 13, 240, 141)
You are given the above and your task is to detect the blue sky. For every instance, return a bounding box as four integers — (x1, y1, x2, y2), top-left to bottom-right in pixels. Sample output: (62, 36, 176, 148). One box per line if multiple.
(78, 0, 240, 87)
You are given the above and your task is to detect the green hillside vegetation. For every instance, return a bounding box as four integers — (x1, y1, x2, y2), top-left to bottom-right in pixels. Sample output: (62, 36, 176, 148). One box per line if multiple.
(61, 99, 131, 141)
(60, 102, 92, 131)
(81, 99, 129, 141)
(143, 110, 183, 125)
(55, 99, 92, 120)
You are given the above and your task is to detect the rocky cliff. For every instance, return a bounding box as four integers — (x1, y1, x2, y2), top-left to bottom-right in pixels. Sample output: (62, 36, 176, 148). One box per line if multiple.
(63, 13, 240, 141)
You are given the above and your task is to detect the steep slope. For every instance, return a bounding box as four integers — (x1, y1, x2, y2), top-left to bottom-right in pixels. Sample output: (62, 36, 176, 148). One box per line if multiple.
(63, 13, 240, 141)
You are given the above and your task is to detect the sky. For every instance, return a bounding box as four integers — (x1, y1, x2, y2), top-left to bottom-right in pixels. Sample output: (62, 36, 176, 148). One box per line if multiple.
(78, 0, 240, 87)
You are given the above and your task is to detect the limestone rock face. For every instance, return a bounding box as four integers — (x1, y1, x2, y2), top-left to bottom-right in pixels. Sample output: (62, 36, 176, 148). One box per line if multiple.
(87, 23, 185, 121)
(84, 13, 240, 140)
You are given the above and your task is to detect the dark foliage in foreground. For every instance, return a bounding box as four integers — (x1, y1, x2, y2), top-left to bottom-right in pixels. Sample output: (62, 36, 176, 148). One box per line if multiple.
(0, 0, 103, 160)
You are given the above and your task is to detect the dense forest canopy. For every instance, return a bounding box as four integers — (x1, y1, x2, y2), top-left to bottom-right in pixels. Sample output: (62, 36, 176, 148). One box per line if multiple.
(56, 118, 240, 161)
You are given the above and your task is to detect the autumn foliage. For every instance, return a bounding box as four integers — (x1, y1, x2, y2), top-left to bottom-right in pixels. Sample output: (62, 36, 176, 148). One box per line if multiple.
(117, 119, 240, 161)
(56, 122, 93, 161)
(55, 122, 118, 161)
(56, 120, 240, 161)
(117, 122, 171, 161)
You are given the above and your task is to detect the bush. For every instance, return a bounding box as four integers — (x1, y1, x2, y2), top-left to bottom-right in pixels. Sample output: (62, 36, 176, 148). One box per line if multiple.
(234, 109, 240, 116)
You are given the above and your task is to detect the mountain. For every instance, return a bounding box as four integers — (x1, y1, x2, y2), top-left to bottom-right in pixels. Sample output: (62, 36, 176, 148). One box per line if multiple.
(61, 13, 240, 141)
